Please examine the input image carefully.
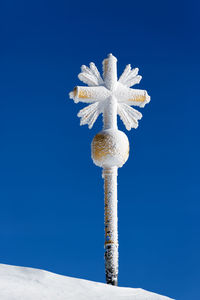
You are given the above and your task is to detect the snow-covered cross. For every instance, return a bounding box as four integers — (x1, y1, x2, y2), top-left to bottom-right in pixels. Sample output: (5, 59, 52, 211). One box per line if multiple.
(70, 53, 150, 131)
(69, 54, 150, 286)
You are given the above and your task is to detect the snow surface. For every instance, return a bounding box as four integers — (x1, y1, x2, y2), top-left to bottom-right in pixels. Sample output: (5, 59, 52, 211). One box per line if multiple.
(0, 264, 174, 300)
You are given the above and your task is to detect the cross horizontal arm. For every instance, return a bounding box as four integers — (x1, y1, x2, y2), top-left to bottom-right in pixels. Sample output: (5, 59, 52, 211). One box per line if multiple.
(116, 83, 150, 108)
(69, 86, 110, 104)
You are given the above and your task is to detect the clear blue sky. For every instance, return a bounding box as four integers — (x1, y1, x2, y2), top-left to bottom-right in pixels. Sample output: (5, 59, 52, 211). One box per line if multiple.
(0, 1, 199, 299)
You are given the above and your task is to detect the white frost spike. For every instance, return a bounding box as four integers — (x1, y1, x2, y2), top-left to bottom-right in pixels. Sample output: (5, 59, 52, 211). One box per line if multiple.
(119, 66, 142, 87)
(126, 67, 139, 79)
(78, 102, 100, 129)
(89, 62, 104, 85)
(78, 64, 103, 86)
(118, 103, 142, 130)
(69, 91, 75, 100)
(118, 64, 131, 83)
(123, 75, 142, 88)
(78, 72, 99, 86)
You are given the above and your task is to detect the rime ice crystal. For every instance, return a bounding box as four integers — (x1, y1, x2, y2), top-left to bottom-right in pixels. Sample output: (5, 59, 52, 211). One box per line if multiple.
(69, 53, 151, 286)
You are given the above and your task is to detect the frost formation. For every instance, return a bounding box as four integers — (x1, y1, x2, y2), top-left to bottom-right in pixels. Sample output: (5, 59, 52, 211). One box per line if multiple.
(69, 54, 150, 131)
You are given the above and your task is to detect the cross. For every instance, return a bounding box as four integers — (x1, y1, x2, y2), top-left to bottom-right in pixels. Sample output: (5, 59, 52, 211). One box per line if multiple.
(70, 53, 150, 131)
(69, 54, 150, 286)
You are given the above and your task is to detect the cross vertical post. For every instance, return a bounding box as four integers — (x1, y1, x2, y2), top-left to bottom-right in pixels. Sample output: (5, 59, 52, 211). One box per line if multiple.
(103, 166, 118, 285)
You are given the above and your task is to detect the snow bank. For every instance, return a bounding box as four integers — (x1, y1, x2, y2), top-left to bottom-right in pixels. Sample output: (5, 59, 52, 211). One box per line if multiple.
(0, 264, 173, 300)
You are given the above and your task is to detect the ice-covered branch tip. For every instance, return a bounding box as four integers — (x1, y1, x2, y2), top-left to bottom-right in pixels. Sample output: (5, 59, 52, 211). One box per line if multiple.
(69, 53, 150, 130)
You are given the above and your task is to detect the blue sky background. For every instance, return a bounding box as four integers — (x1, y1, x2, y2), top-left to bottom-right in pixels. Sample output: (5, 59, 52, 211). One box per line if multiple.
(0, 0, 199, 299)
